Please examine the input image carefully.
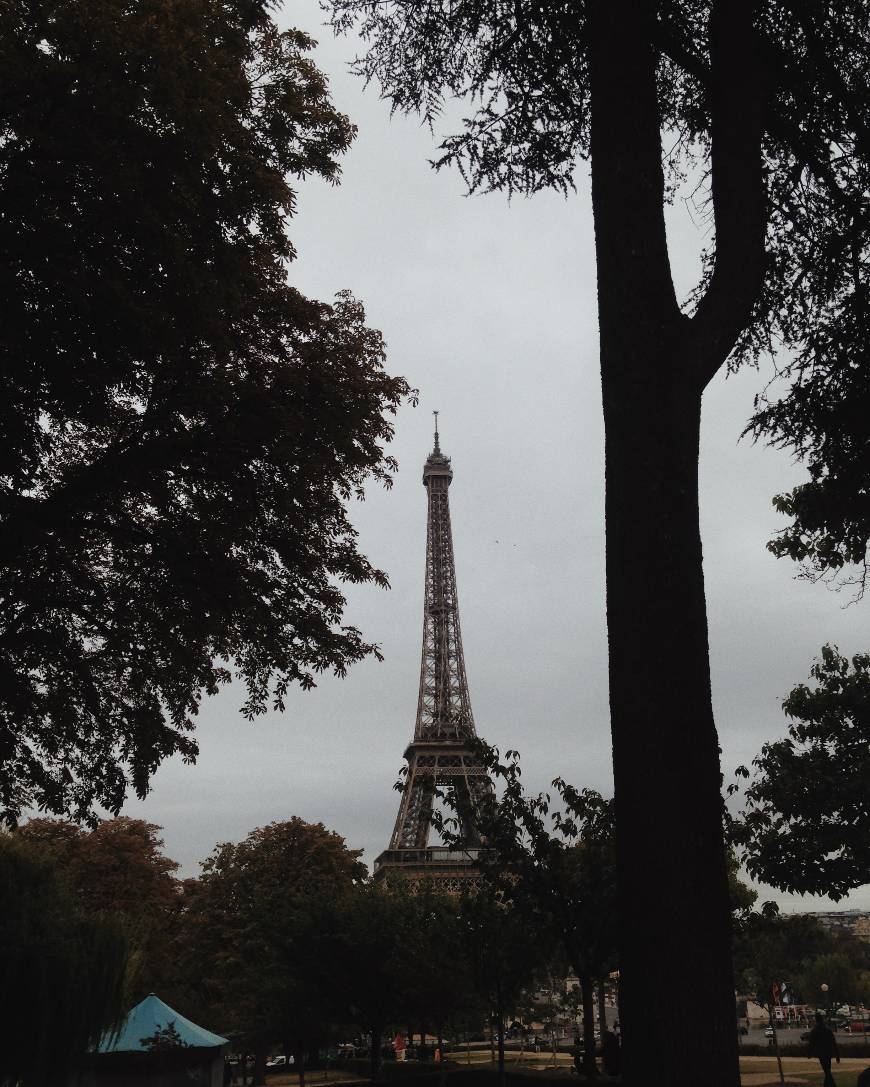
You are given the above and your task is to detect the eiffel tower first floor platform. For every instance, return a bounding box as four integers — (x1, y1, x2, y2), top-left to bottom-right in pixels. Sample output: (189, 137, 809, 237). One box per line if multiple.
(373, 739, 492, 892)
(373, 845, 486, 893)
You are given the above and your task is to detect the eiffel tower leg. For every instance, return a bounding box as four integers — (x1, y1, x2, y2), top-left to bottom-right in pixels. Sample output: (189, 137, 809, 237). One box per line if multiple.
(452, 773, 482, 847)
(391, 765, 435, 849)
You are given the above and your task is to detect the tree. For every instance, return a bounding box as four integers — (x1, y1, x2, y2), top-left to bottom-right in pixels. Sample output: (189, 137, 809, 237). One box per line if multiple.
(436, 746, 617, 1078)
(456, 888, 542, 1087)
(797, 952, 869, 1015)
(171, 819, 366, 1082)
(732, 907, 828, 1085)
(330, 884, 417, 1081)
(0, 0, 409, 826)
(17, 817, 181, 1000)
(323, 3, 870, 1081)
(396, 887, 475, 1068)
(733, 907, 835, 1024)
(731, 645, 870, 900)
(0, 834, 127, 1087)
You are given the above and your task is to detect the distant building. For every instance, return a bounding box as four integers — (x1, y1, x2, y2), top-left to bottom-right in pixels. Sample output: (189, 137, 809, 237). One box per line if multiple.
(797, 910, 870, 943)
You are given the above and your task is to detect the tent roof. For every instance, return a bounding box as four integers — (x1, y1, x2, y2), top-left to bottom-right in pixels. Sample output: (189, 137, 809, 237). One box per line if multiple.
(98, 994, 228, 1053)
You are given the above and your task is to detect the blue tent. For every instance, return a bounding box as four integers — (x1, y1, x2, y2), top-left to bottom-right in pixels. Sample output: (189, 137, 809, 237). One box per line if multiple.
(99, 994, 227, 1053)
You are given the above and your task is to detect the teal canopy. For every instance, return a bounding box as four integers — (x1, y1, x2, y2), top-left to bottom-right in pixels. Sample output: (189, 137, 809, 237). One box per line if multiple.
(98, 993, 228, 1053)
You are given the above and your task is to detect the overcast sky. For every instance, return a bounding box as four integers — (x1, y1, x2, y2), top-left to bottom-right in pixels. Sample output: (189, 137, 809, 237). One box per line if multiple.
(126, 1, 869, 914)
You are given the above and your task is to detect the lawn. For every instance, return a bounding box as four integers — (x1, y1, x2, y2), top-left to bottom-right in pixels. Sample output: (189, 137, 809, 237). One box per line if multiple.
(739, 1056, 869, 1086)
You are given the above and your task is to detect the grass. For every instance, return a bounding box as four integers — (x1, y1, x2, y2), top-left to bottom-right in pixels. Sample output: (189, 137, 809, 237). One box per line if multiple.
(738, 1056, 869, 1086)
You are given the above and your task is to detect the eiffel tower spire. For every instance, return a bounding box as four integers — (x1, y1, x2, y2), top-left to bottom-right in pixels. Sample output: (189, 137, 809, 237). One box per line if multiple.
(374, 422, 490, 890)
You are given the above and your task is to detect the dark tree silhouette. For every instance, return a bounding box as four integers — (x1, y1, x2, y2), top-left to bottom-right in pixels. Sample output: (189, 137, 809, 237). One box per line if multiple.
(0, 0, 409, 826)
(18, 817, 181, 1001)
(0, 835, 127, 1087)
(323, 2, 870, 1082)
(732, 645, 870, 900)
(168, 819, 366, 1081)
(435, 745, 617, 1077)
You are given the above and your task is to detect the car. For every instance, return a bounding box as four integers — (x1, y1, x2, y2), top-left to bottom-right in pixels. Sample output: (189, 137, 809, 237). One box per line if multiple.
(266, 1056, 295, 1070)
(764, 1027, 776, 1038)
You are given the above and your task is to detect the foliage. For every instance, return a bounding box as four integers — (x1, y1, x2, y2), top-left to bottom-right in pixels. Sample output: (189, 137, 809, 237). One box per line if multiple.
(0, 834, 127, 1087)
(434, 744, 616, 1076)
(396, 887, 478, 1041)
(797, 952, 870, 1012)
(731, 645, 870, 900)
(140, 1023, 190, 1052)
(455, 887, 542, 1084)
(329, 883, 420, 1077)
(732, 906, 832, 1010)
(0, 0, 409, 826)
(326, 0, 870, 398)
(169, 819, 367, 1061)
(17, 817, 181, 1000)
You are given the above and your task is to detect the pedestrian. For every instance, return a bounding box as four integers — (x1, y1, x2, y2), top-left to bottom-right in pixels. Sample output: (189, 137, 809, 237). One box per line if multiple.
(600, 1030, 620, 1077)
(570, 1034, 582, 1076)
(857, 1068, 870, 1087)
(393, 1033, 406, 1063)
(807, 1012, 840, 1087)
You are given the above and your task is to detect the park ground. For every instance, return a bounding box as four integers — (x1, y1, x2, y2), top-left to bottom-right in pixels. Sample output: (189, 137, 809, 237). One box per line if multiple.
(263, 1050, 870, 1087)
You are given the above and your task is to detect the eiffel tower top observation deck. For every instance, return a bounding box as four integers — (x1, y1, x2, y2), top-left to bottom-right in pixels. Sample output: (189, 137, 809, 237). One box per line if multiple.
(374, 416, 490, 890)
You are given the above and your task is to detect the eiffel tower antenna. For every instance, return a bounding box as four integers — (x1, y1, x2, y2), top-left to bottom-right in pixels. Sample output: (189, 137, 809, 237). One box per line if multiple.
(374, 429, 491, 891)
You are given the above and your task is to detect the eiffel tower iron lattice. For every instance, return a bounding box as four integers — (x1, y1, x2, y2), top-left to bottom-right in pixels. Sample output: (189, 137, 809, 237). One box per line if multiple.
(374, 417, 491, 891)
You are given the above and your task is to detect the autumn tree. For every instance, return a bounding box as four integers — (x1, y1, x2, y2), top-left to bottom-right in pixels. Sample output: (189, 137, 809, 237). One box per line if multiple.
(17, 817, 181, 1001)
(732, 645, 870, 901)
(323, 2, 870, 1081)
(0, 834, 127, 1087)
(0, 0, 409, 827)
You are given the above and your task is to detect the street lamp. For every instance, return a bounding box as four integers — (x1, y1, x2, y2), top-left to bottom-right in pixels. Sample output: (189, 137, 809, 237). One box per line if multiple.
(821, 983, 830, 1022)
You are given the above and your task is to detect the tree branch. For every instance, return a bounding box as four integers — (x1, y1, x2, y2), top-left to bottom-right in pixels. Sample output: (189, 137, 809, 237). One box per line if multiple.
(683, 0, 767, 390)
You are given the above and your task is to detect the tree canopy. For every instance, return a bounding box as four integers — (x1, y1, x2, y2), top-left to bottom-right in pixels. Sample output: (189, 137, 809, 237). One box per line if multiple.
(0, 834, 127, 1087)
(167, 818, 367, 1070)
(434, 743, 616, 1075)
(0, 0, 409, 826)
(732, 645, 870, 901)
(17, 817, 181, 1000)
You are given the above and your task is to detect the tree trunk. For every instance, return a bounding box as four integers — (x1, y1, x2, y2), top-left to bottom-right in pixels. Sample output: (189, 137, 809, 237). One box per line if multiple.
(588, 3, 740, 1085)
(597, 980, 607, 1037)
(253, 1049, 266, 1087)
(298, 1052, 306, 1087)
(495, 983, 506, 1087)
(369, 1029, 383, 1082)
(581, 977, 597, 1079)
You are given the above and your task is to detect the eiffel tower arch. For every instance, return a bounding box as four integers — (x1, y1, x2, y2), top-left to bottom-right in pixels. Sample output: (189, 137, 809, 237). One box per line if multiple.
(374, 418, 492, 892)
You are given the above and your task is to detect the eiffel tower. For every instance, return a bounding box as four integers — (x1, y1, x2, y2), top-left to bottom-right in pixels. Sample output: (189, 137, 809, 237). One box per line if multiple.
(373, 416, 491, 891)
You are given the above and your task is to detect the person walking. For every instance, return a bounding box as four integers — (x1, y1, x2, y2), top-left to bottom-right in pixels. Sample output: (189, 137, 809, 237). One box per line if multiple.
(807, 1012, 840, 1086)
(600, 1030, 621, 1077)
